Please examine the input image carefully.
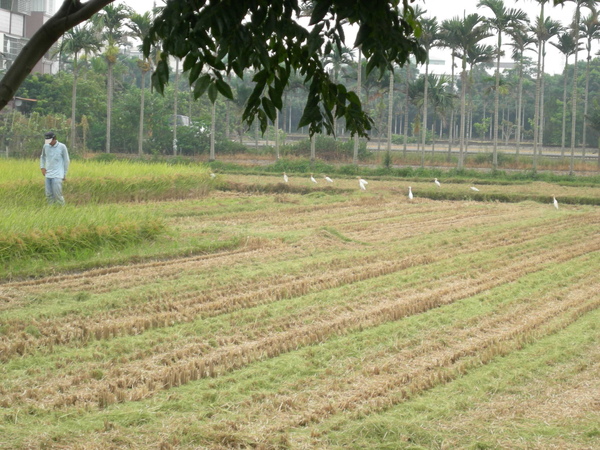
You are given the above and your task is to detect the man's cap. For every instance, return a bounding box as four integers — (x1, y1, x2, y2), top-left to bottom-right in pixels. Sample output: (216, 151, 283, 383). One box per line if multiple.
(44, 131, 56, 139)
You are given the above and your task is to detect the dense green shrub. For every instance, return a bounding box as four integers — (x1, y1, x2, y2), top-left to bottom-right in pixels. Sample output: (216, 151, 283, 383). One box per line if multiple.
(215, 139, 248, 155)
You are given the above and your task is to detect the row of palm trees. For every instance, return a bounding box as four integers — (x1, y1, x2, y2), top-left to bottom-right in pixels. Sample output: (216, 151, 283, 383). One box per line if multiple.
(414, 0, 600, 172)
(59, 4, 153, 155)
(57, 1, 599, 171)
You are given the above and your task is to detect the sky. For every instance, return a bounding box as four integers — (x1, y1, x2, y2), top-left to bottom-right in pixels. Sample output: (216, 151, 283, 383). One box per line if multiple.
(116, 0, 161, 15)
(114, 0, 589, 75)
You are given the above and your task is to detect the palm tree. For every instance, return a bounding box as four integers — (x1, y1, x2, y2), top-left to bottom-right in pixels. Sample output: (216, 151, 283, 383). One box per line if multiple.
(172, 57, 180, 155)
(386, 67, 395, 153)
(418, 17, 440, 167)
(507, 26, 535, 157)
(439, 18, 463, 160)
(587, 99, 600, 168)
(58, 24, 101, 154)
(565, 0, 597, 174)
(533, 17, 562, 159)
(94, 4, 132, 153)
(579, 8, 600, 157)
(466, 44, 495, 148)
(127, 12, 152, 156)
(353, 48, 362, 164)
(210, 99, 216, 161)
(531, 0, 551, 170)
(324, 44, 354, 136)
(428, 75, 457, 154)
(444, 14, 491, 169)
(478, 0, 528, 170)
(551, 30, 580, 157)
(408, 77, 426, 113)
(229, 76, 254, 143)
(400, 4, 427, 158)
(401, 63, 419, 157)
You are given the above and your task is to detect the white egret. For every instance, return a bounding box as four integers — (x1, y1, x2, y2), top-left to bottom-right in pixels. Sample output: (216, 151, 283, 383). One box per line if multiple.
(357, 176, 368, 190)
(408, 186, 413, 200)
(325, 176, 333, 183)
(283, 172, 289, 183)
(470, 186, 479, 192)
(434, 178, 441, 187)
(553, 196, 559, 209)
(310, 173, 317, 184)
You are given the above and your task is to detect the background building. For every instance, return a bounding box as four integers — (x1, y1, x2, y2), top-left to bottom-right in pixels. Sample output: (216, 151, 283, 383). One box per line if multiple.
(0, 0, 56, 74)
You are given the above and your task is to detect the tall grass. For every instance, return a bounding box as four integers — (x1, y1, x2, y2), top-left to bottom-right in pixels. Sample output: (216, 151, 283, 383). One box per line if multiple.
(0, 159, 216, 207)
(0, 158, 209, 182)
(0, 204, 164, 263)
(0, 159, 216, 266)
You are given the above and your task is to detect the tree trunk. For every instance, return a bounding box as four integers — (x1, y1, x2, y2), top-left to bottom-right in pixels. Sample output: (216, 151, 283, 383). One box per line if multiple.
(583, 48, 591, 157)
(210, 100, 216, 161)
(421, 62, 429, 167)
(493, 32, 501, 170)
(539, 42, 546, 159)
(275, 108, 280, 160)
(70, 54, 78, 154)
(561, 58, 568, 158)
(386, 70, 394, 152)
(0, 0, 114, 113)
(403, 64, 410, 157)
(255, 120, 259, 149)
(225, 76, 231, 141)
(353, 48, 362, 165)
(173, 58, 179, 156)
(138, 70, 146, 155)
(447, 54, 456, 161)
(532, 3, 544, 170)
(282, 91, 288, 136)
(188, 90, 192, 122)
(570, 5, 581, 175)
(459, 59, 467, 170)
(106, 60, 113, 153)
(516, 55, 523, 158)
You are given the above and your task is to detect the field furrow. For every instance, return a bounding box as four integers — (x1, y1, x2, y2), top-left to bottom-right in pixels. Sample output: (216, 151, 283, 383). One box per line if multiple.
(1, 176, 599, 449)
(0, 239, 282, 297)
(2, 234, 597, 409)
(0, 211, 594, 361)
(257, 286, 600, 442)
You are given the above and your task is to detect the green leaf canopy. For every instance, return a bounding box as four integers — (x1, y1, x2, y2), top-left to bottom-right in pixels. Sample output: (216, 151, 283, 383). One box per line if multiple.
(144, 0, 427, 137)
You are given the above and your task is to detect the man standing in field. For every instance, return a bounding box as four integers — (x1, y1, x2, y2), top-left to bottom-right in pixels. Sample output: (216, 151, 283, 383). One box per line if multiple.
(40, 131, 70, 205)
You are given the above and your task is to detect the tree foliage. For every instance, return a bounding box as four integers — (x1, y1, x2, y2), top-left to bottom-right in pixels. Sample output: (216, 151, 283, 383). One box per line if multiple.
(0, 0, 114, 112)
(143, 0, 427, 138)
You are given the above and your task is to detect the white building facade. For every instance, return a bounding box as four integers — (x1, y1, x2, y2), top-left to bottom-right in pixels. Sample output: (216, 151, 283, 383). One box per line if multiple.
(0, 0, 56, 74)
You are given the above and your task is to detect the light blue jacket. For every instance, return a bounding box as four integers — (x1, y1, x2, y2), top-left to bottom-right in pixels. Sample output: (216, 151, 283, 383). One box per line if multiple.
(40, 142, 70, 179)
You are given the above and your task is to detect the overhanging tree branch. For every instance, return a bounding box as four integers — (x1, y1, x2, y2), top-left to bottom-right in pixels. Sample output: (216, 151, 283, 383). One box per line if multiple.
(144, 0, 427, 138)
(0, 0, 115, 111)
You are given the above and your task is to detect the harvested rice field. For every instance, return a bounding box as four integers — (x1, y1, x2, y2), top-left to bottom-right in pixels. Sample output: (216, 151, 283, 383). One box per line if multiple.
(1, 172, 599, 449)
